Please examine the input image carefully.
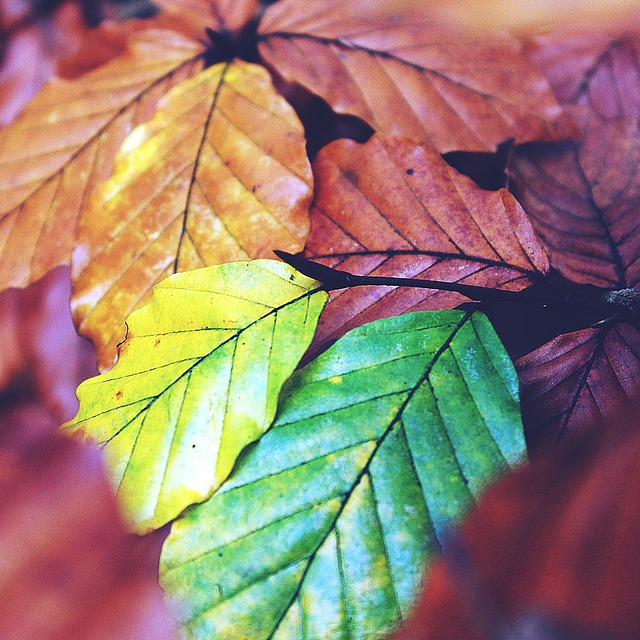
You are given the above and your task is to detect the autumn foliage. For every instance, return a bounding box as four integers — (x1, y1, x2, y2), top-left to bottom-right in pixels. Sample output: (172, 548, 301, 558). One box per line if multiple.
(1, 0, 640, 638)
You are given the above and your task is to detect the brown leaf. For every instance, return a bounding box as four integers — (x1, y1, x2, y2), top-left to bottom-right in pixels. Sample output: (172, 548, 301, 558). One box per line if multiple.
(508, 109, 640, 289)
(154, 0, 260, 39)
(71, 60, 312, 369)
(0, 29, 204, 291)
(516, 322, 640, 453)
(526, 29, 640, 118)
(304, 134, 549, 354)
(0, 433, 175, 639)
(258, 0, 576, 152)
(391, 406, 640, 640)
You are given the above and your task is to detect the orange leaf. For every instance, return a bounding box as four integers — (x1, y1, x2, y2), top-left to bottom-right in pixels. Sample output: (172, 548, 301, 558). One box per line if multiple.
(154, 0, 260, 40)
(258, 0, 576, 152)
(0, 29, 204, 291)
(304, 134, 549, 355)
(0, 433, 175, 639)
(71, 60, 312, 370)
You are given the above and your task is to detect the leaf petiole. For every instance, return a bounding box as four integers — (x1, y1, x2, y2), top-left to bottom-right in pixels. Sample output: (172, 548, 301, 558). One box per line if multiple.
(274, 250, 629, 322)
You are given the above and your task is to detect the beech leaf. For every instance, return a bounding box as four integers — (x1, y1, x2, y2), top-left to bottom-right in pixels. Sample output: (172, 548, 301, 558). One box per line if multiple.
(258, 0, 575, 152)
(394, 406, 640, 640)
(154, 0, 260, 39)
(526, 29, 640, 118)
(160, 309, 525, 640)
(71, 58, 313, 370)
(0, 433, 174, 639)
(0, 29, 204, 291)
(516, 323, 640, 451)
(304, 134, 549, 355)
(509, 109, 640, 289)
(62, 260, 327, 534)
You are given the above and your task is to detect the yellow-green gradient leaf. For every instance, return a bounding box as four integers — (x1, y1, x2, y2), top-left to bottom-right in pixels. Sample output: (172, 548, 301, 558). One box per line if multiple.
(61, 260, 327, 534)
(160, 310, 525, 639)
(0, 29, 204, 291)
(71, 60, 313, 370)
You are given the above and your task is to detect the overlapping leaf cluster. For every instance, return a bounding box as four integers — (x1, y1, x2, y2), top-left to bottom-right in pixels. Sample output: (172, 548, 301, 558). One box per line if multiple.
(1, 1, 639, 638)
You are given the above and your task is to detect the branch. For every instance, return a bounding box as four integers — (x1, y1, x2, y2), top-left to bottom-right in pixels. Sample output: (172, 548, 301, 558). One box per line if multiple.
(274, 251, 623, 318)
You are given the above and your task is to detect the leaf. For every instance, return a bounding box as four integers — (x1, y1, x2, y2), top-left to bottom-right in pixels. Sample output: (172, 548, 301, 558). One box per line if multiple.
(0, 432, 175, 639)
(160, 309, 525, 639)
(304, 133, 549, 355)
(392, 404, 640, 640)
(516, 323, 640, 452)
(71, 58, 313, 370)
(154, 0, 260, 39)
(508, 108, 640, 289)
(62, 260, 327, 534)
(0, 29, 204, 291)
(526, 29, 640, 118)
(0, 267, 97, 424)
(257, 0, 575, 152)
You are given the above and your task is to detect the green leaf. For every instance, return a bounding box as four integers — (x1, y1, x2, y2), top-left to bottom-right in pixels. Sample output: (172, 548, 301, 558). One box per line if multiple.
(61, 260, 327, 534)
(160, 310, 525, 639)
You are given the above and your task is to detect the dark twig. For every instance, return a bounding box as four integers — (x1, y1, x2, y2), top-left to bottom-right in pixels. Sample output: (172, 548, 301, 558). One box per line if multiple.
(274, 251, 625, 321)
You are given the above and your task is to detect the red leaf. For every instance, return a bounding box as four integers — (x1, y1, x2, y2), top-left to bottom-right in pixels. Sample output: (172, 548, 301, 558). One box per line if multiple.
(516, 322, 640, 452)
(391, 407, 640, 640)
(258, 0, 575, 152)
(526, 29, 640, 118)
(508, 108, 640, 289)
(0, 433, 175, 639)
(304, 134, 549, 355)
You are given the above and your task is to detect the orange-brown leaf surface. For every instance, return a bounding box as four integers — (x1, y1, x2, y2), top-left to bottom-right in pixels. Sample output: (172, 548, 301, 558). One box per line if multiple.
(304, 134, 549, 354)
(517, 323, 640, 452)
(526, 29, 640, 118)
(391, 407, 640, 640)
(509, 109, 640, 290)
(154, 0, 260, 40)
(0, 433, 175, 639)
(71, 59, 312, 369)
(258, 0, 575, 152)
(0, 29, 204, 291)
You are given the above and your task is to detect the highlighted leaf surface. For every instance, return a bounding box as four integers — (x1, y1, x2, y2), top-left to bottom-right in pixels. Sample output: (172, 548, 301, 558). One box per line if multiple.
(72, 59, 313, 370)
(161, 310, 525, 640)
(62, 260, 327, 534)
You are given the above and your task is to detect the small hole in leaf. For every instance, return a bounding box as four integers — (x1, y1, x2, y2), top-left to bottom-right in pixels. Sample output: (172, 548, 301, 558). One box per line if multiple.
(406, 168, 414, 175)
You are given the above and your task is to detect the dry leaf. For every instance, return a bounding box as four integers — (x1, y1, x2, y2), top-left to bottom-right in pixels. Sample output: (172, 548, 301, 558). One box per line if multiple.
(258, 0, 576, 152)
(516, 323, 640, 452)
(0, 433, 175, 639)
(526, 29, 640, 118)
(304, 134, 549, 355)
(0, 29, 204, 291)
(71, 59, 312, 369)
(509, 109, 640, 290)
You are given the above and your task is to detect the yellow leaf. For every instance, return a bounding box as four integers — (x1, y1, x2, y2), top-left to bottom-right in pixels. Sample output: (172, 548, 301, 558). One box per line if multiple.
(71, 60, 313, 370)
(61, 260, 327, 534)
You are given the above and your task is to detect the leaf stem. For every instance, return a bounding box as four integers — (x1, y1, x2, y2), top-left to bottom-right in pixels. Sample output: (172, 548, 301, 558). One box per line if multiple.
(274, 251, 618, 317)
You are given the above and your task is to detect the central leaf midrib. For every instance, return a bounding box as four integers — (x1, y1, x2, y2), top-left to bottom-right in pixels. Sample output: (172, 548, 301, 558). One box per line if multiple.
(100, 286, 322, 447)
(266, 311, 472, 638)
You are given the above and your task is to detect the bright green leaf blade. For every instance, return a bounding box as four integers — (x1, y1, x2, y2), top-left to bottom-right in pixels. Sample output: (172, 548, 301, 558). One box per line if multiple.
(160, 310, 525, 639)
(61, 260, 327, 534)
